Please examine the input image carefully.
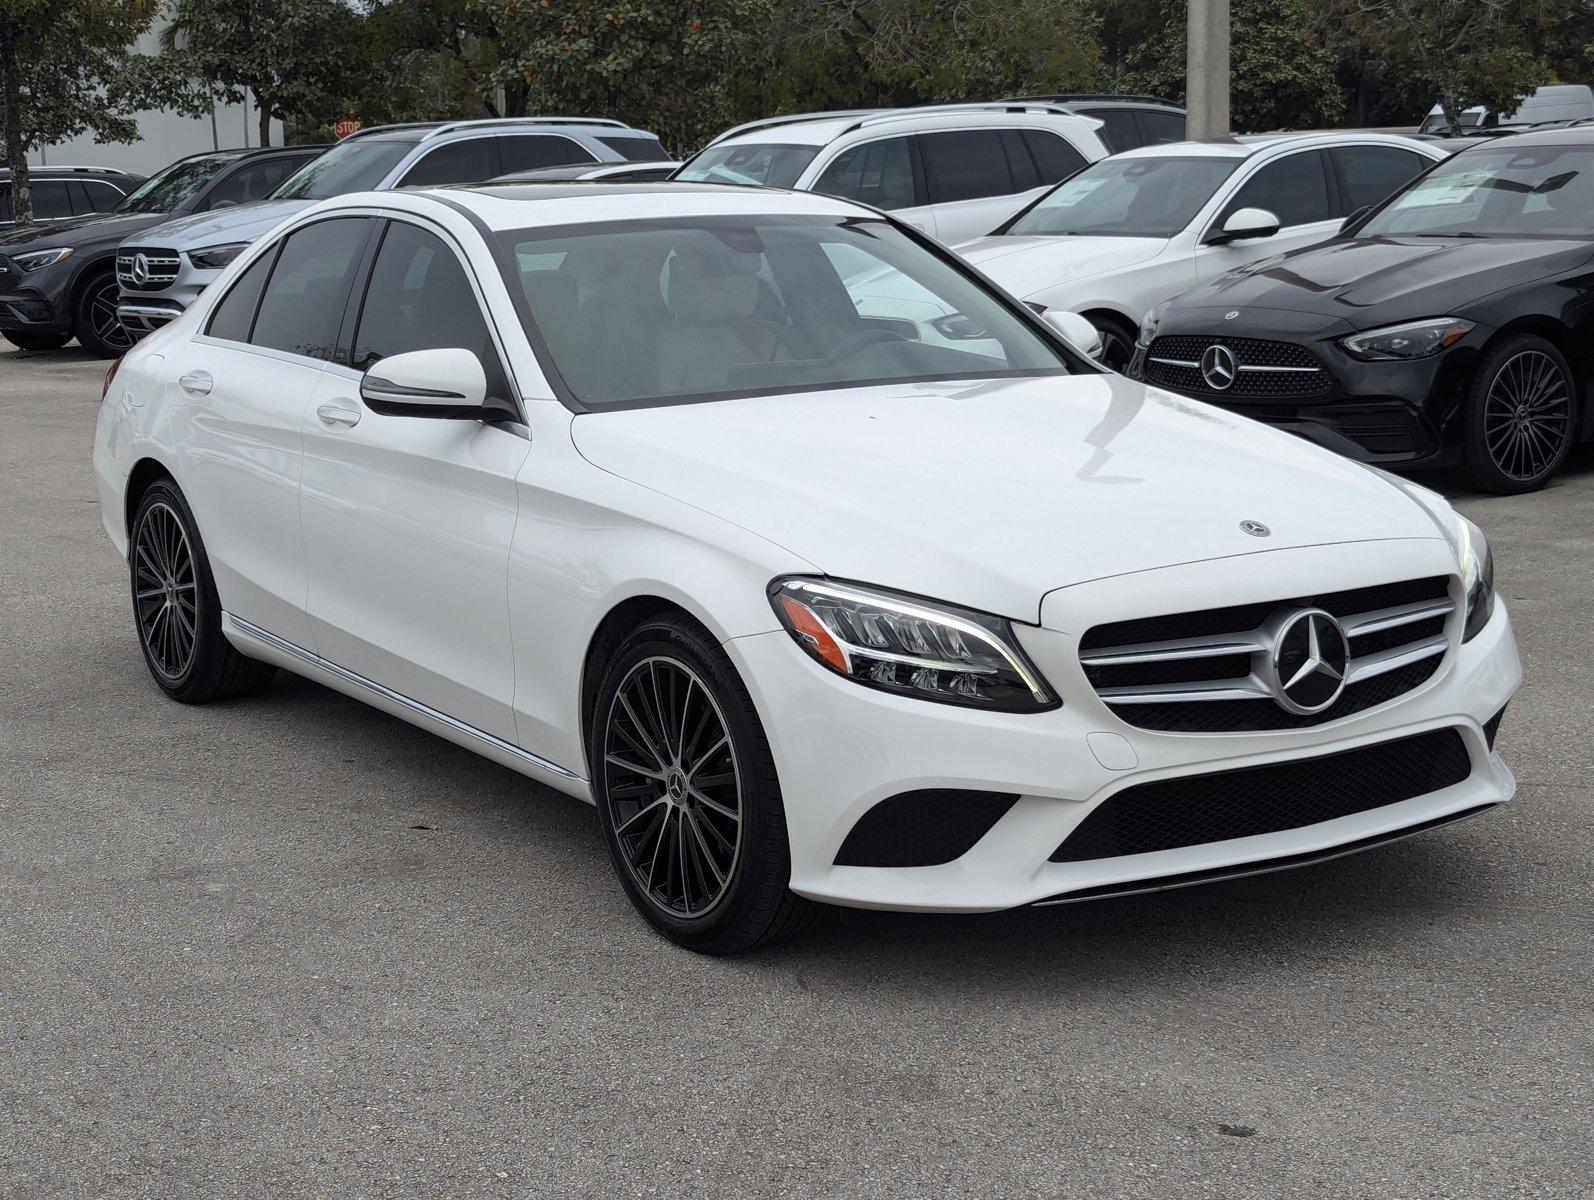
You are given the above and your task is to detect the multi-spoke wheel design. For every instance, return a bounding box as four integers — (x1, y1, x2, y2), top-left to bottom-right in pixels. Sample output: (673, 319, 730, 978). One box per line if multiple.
(1481, 349, 1571, 483)
(133, 501, 198, 682)
(75, 274, 135, 358)
(602, 657, 743, 918)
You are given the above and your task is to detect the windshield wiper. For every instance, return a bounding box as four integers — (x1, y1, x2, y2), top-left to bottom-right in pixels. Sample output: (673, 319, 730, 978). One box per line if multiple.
(1411, 231, 1486, 238)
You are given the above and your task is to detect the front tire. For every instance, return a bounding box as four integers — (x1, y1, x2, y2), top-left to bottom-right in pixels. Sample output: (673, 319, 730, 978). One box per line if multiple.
(1088, 313, 1136, 372)
(1460, 335, 1576, 494)
(73, 271, 135, 359)
(590, 613, 820, 954)
(130, 480, 276, 703)
(2, 329, 71, 352)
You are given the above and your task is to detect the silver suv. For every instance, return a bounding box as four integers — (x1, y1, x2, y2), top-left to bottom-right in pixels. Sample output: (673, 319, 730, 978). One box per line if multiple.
(117, 117, 665, 336)
(673, 103, 1111, 244)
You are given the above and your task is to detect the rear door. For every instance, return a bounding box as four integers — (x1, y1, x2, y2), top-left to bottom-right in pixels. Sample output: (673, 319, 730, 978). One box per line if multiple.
(298, 217, 529, 739)
(397, 137, 499, 188)
(1196, 149, 1339, 285)
(810, 136, 933, 235)
(496, 134, 598, 173)
(918, 128, 1057, 242)
(170, 215, 374, 648)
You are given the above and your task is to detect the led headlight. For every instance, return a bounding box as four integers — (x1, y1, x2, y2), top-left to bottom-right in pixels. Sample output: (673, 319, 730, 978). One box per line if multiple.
(770, 577, 1057, 712)
(1458, 517, 1495, 642)
(1137, 301, 1169, 348)
(1341, 317, 1473, 361)
(187, 242, 248, 270)
(13, 247, 72, 272)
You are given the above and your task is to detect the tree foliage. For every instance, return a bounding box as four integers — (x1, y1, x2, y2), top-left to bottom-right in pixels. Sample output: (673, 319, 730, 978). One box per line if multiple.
(0, 0, 160, 223)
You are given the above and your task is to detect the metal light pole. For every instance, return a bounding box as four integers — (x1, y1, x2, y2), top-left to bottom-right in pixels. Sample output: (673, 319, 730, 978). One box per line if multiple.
(1187, 0, 1231, 140)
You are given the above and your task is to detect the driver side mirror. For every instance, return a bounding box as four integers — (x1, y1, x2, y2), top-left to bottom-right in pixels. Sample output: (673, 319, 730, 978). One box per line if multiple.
(1041, 309, 1106, 363)
(1207, 207, 1281, 245)
(360, 348, 489, 418)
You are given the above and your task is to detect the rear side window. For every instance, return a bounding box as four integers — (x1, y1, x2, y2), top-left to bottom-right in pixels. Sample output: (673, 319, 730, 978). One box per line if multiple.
(1139, 111, 1186, 145)
(1331, 145, 1428, 215)
(1084, 109, 1143, 153)
(920, 130, 1013, 203)
(250, 217, 370, 359)
(205, 249, 277, 343)
(350, 221, 508, 397)
(497, 135, 596, 173)
(1221, 151, 1332, 227)
(812, 138, 917, 210)
(597, 135, 668, 162)
(400, 138, 496, 187)
(999, 131, 1040, 192)
(1021, 131, 1090, 184)
(199, 157, 301, 210)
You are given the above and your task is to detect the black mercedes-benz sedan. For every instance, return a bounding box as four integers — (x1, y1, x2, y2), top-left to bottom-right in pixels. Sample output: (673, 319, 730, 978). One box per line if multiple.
(1129, 127, 1593, 493)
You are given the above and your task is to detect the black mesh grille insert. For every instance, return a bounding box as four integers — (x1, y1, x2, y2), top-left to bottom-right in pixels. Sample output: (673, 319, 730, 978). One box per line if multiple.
(836, 790, 1020, 868)
(1143, 335, 1330, 398)
(1050, 727, 1472, 862)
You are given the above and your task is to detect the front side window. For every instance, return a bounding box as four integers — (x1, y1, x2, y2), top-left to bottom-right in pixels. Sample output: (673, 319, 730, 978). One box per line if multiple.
(673, 143, 820, 188)
(115, 154, 237, 213)
(812, 138, 917, 211)
(1331, 146, 1428, 215)
(597, 135, 669, 162)
(1357, 145, 1594, 239)
(199, 157, 303, 210)
(1007, 155, 1239, 237)
(30, 181, 72, 219)
(249, 217, 370, 359)
(273, 139, 416, 200)
(1139, 111, 1187, 145)
(351, 222, 508, 398)
(1085, 109, 1143, 153)
(498, 215, 1075, 408)
(920, 130, 1014, 203)
(205, 249, 277, 343)
(1021, 130, 1090, 184)
(1220, 151, 1333, 227)
(497, 135, 595, 174)
(72, 179, 126, 214)
(399, 138, 496, 188)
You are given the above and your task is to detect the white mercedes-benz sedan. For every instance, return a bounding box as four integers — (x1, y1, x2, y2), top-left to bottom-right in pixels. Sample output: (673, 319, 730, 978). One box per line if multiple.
(93, 182, 1521, 954)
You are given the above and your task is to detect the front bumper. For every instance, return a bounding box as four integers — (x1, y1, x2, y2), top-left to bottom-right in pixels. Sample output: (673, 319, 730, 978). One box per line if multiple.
(116, 255, 214, 338)
(0, 289, 69, 335)
(725, 540, 1520, 913)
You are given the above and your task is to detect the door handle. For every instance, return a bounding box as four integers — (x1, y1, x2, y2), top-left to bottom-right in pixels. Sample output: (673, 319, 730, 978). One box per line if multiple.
(316, 402, 361, 429)
(178, 370, 212, 396)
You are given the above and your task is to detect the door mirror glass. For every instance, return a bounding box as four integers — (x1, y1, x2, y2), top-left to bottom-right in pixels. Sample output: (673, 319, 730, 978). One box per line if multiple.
(360, 348, 488, 416)
(1214, 206, 1281, 242)
(1041, 309, 1106, 362)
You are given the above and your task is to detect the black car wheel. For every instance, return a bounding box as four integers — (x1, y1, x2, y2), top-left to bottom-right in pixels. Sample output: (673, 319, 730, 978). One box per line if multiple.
(130, 479, 276, 703)
(73, 271, 135, 359)
(2, 329, 71, 352)
(591, 612, 820, 954)
(1461, 335, 1576, 494)
(1089, 314, 1136, 372)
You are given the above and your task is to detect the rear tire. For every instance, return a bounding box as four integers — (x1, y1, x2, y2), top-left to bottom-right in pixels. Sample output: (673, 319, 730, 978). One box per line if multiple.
(130, 479, 276, 703)
(1460, 334, 1576, 494)
(73, 270, 135, 359)
(2, 329, 71, 352)
(590, 612, 822, 954)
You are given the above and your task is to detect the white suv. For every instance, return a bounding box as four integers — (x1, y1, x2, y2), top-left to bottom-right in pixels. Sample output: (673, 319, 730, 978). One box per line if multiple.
(116, 117, 664, 337)
(673, 104, 1111, 243)
(954, 132, 1448, 367)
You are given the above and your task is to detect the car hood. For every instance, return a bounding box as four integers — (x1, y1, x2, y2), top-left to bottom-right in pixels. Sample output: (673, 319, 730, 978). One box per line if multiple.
(0, 210, 167, 253)
(132, 199, 313, 248)
(570, 373, 1444, 623)
(955, 235, 1168, 300)
(1190, 236, 1594, 326)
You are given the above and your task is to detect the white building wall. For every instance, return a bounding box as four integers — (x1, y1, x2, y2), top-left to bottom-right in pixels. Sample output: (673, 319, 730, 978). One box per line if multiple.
(25, 25, 285, 176)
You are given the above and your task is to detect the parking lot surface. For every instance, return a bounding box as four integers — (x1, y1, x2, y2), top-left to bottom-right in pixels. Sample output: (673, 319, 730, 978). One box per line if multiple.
(2, 345, 1590, 1199)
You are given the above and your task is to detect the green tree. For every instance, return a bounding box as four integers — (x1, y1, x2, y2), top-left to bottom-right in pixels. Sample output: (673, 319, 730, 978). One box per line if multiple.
(359, 0, 521, 124)
(1345, 0, 1547, 134)
(1122, 0, 1344, 131)
(0, 0, 159, 225)
(160, 0, 360, 146)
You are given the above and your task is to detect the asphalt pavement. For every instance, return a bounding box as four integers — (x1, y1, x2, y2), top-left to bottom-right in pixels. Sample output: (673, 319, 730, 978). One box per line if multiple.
(2, 344, 1589, 1198)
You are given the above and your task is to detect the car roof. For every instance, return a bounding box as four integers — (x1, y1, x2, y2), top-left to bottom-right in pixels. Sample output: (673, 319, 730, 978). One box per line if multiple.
(705, 103, 1103, 147)
(345, 117, 652, 146)
(492, 162, 681, 182)
(1451, 125, 1594, 149)
(1110, 131, 1443, 160)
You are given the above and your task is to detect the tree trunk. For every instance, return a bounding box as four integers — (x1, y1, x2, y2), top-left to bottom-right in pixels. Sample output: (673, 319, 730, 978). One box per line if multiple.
(1440, 86, 1462, 138)
(0, 23, 30, 227)
(257, 92, 272, 147)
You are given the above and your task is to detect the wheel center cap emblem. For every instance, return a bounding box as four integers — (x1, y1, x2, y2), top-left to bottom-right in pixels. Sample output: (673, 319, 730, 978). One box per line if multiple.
(667, 771, 687, 801)
(1268, 610, 1350, 715)
(1200, 343, 1238, 390)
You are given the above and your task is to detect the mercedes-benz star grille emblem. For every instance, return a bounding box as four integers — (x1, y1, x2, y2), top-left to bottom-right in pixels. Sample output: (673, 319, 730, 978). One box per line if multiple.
(1268, 610, 1349, 715)
(1240, 519, 1271, 537)
(1200, 342, 1238, 390)
(1224, 310, 1241, 320)
(130, 253, 151, 286)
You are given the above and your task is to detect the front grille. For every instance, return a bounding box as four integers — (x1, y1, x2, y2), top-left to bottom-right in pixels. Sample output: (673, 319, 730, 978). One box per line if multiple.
(1050, 727, 1472, 861)
(1144, 334, 1330, 398)
(116, 248, 181, 292)
(835, 789, 1019, 868)
(1080, 576, 1453, 733)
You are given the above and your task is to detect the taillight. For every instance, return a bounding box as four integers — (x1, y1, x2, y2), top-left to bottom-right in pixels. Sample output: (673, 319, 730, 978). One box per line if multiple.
(101, 356, 123, 401)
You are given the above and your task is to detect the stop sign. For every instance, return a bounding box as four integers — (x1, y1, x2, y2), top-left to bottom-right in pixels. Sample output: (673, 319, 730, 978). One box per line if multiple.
(333, 117, 363, 140)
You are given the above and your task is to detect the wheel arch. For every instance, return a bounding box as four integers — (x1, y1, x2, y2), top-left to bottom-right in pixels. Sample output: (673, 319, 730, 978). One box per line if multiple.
(1480, 317, 1590, 438)
(124, 456, 177, 538)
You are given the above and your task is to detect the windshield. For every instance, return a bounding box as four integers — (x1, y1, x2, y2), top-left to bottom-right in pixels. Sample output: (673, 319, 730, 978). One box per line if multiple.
(673, 143, 820, 188)
(1005, 156, 1240, 237)
(499, 216, 1074, 408)
(272, 139, 415, 200)
(1359, 145, 1594, 238)
(115, 154, 237, 214)
(1419, 111, 1486, 135)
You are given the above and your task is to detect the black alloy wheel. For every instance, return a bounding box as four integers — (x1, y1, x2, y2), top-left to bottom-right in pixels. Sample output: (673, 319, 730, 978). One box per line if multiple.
(75, 271, 136, 358)
(1090, 314, 1137, 373)
(1462, 334, 1576, 494)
